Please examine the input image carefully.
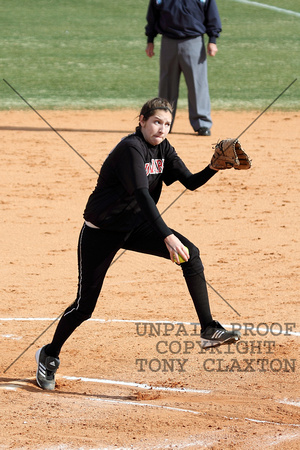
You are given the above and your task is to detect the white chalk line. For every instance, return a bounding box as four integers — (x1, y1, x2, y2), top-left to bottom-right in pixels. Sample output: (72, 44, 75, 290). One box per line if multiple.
(0, 333, 22, 340)
(230, 0, 300, 17)
(89, 396, 200, 415)
(279, 399, 300, 408)
(1, 317, 299, 336)
(5, 376, 297, 428)
(62, 375, 211, 394)
(1, 378, 300, 432)
(0, 378, 30, 391)
(2, 318, 299, 428)
(47, 388, 300, 428)
(226, 415, 300, 428)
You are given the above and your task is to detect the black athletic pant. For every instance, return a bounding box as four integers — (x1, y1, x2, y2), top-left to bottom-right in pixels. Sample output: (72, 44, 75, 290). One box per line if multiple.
(46, 222, 213, 358)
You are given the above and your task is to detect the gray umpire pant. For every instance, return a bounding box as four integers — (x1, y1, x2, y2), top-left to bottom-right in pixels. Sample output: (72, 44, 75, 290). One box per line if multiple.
(159, 35, 212, 132)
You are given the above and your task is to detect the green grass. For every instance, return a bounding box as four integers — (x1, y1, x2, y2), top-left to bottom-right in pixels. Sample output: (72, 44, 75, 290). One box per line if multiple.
(0, 0, 299, 110)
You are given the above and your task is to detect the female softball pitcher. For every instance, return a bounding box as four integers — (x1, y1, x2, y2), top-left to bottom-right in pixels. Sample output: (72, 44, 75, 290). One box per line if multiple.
(36, 97, 242, 390)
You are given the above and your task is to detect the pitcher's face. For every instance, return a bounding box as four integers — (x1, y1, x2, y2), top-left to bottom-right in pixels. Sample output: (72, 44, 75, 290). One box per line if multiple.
(140, 110, 172, 146)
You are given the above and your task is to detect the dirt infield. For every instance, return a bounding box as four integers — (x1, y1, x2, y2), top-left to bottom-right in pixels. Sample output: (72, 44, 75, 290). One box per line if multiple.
(1, 109, 299, 449)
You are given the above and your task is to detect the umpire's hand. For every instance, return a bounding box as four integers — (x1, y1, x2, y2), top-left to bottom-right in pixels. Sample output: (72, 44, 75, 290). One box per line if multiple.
(207, 43, 218, 57)
(146, 43, 155, 58)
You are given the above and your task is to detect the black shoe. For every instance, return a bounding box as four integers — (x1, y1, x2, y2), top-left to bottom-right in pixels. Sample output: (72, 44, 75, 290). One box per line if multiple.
(35, 346, 60, 390)
(201, 320, 241, 349)
(197, 127, 211, 136)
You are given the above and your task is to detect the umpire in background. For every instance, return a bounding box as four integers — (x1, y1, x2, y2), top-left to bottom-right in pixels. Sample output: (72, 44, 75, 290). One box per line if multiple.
(145, 0, 222, 136)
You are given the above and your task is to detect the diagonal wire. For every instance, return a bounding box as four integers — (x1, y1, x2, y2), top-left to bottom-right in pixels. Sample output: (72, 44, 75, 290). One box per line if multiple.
(2, 78, 296, 372)
(3, 79, 99, 175)
(235, 78, 297, 141)
(109, 189, 188, 267)
(3, 314, 63, 373)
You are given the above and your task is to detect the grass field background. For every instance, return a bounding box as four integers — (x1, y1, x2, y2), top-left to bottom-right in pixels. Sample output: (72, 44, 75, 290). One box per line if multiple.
(0, 0, 299, 110)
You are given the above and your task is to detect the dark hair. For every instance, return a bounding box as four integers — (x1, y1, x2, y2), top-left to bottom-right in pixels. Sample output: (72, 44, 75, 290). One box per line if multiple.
(137, 97, 173, 128)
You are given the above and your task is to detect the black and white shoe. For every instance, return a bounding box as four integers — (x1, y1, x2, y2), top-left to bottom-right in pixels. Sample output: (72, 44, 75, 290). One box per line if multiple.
(197, 127, 211, 136)
(201, 320, 241, 349)
(35, 346, 60, 390)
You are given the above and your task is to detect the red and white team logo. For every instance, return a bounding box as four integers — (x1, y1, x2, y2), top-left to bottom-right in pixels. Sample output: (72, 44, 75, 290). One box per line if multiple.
(145, 159, 164, 176)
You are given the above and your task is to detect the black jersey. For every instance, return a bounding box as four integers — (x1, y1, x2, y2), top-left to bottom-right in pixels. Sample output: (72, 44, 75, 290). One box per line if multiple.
(84, 128, 190, 233)
(146, 0, 222, 44)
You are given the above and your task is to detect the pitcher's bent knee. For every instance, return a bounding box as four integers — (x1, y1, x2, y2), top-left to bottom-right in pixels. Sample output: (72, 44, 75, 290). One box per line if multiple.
(182, 244, 204, 277)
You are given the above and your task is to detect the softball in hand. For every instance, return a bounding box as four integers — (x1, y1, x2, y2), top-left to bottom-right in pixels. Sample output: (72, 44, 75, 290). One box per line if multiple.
(173, 246, 189, 264)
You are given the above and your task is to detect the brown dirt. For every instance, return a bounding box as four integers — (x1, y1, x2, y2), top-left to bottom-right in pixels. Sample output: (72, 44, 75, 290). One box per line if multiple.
(1, 109, 299, 449)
